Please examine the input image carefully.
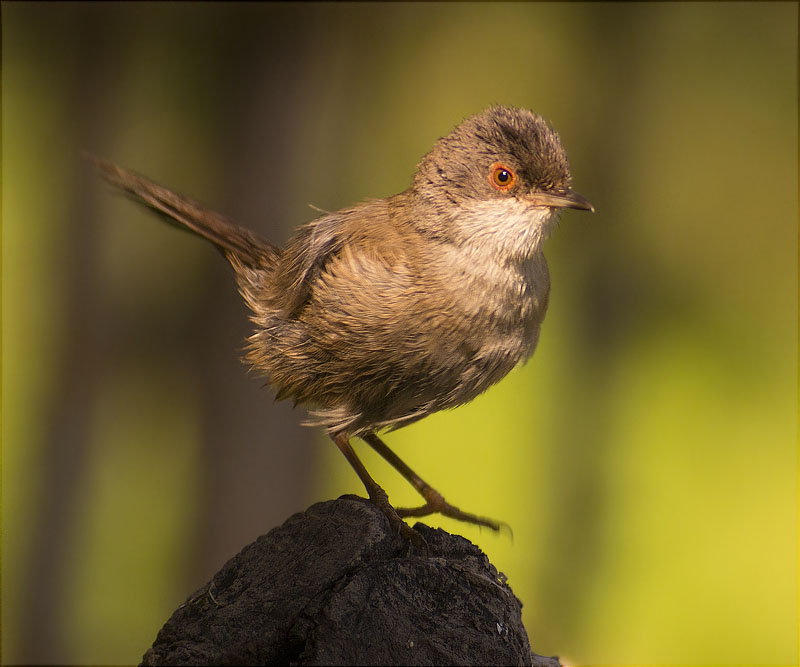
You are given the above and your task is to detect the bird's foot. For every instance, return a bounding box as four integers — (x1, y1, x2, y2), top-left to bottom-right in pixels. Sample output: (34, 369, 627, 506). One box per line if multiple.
(396, 487, 511, 536)
(368, 487, 429, 554)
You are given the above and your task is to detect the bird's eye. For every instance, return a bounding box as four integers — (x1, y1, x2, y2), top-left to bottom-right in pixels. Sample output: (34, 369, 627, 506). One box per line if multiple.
(489, 163, 516, 191)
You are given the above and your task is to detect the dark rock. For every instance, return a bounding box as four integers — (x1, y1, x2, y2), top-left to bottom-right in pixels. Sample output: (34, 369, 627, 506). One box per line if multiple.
(141, 496, 558, 666)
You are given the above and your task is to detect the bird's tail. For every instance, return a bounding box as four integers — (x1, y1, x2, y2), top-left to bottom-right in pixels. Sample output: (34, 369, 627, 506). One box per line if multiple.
(88, 155, 280, 270)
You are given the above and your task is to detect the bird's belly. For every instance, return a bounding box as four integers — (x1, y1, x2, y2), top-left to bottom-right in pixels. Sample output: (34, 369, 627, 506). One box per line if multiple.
(434, 304, 542, 410)
(403, 253, 550, 415)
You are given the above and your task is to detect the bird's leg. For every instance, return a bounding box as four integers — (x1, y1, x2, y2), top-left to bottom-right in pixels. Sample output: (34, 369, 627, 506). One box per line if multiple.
(332, 434, 427, 550)
(362, 432, 507, 533)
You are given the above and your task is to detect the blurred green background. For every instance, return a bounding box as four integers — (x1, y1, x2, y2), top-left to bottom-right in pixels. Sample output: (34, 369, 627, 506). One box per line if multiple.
(3, 2, 797, 665)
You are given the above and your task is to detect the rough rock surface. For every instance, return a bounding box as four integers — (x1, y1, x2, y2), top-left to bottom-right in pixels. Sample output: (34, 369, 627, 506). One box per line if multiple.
(141, 496, 559, 666)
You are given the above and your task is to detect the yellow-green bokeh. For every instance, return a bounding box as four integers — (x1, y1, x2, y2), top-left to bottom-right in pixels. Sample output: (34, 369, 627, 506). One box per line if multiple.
(3, 2, 797, 665)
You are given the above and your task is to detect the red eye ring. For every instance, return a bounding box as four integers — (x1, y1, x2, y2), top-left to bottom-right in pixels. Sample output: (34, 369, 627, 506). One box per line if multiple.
(489, 163, 516, 191)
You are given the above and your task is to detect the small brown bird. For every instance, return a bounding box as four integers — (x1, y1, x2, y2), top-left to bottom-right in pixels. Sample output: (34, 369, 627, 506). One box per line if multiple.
(92, 106, 593, 546)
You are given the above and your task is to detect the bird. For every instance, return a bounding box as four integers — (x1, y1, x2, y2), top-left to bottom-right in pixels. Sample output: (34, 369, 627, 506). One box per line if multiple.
(91, 105, 594, 547)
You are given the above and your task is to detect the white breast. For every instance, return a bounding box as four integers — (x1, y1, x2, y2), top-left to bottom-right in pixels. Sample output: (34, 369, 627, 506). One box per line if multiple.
(432, 197, 555, 376)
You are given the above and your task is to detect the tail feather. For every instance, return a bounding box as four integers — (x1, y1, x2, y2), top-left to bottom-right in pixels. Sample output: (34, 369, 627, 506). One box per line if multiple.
(88, 154, 279, 269)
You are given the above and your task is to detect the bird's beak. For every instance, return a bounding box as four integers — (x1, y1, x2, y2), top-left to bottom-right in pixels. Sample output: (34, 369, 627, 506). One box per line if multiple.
(527, 190, 595, 213)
